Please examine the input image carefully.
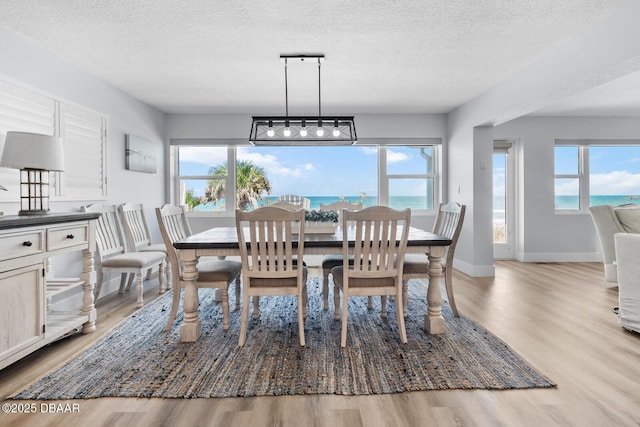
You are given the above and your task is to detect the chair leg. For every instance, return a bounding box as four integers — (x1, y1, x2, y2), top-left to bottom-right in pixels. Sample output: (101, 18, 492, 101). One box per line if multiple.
(235, 277, 241, 311)
(444, 266, 459, 317)
(380, 296, 387, 318)
(125, 272, 135, 292)
(341, 291, 349, 347)
(238, 290, 251, 346)
(165, 281, 182, 331)
(333, 282, 341, 320)
(94, 270, 104, 301)
(402, 279, 409, 318)
(119, 273, 129, 293)
(297, 294, 306, 346)
(302, 282, 308, 320)
(396, 289, 408, 344)
(252, 296, 260, 319)
(158, 262, 166, 294)
(221, 288, 230, 330)
(322, 268, 330, 310)
(165, 261, 172, 291)
(135, 273, 144, 308)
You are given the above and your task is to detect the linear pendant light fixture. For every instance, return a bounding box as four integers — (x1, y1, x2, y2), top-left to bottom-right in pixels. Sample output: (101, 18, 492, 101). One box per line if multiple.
(249, 54, 357, 145)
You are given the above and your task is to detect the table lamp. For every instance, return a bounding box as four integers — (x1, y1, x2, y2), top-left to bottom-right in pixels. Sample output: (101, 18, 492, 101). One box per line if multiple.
(0, 131, 65, 215)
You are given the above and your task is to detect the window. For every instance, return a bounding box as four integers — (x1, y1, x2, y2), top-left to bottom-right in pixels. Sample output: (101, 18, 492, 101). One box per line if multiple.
(383, 145, 437, 210)
(0, 78, 107, 201)
(177, 146, 230, 211)
(174, 144, 440, 213)
(554, 145, 582, 210)
(554, 141, 640, 210)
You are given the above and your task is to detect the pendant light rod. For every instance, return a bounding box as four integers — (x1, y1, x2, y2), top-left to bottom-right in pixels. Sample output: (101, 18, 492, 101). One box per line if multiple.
(318, 58, 322, 120)
(284, 58, 289, 118)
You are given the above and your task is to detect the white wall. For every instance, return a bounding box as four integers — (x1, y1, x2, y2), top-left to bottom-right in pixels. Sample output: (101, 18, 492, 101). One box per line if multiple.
(495, 116, 640, 262)
(445, 1, 640, 276)
(0, 28, 166, 298)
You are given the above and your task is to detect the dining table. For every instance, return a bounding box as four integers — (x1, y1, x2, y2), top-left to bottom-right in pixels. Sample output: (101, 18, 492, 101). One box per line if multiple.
(173, 226, 452, 342)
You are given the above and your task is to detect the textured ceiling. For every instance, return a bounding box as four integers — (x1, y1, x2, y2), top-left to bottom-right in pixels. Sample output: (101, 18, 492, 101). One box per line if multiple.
(0, 0, 633, 115)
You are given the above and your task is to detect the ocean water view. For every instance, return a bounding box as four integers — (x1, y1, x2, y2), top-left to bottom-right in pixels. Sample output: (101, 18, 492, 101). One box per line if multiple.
(554, 195, 640, 209)
(491, 195, 640, 221)
(193, 196, 432, 211)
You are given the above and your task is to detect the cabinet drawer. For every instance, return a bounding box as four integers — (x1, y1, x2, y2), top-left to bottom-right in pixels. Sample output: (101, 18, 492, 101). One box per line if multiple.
(47, 224, 89, 252)
(0, 230, 44, 262)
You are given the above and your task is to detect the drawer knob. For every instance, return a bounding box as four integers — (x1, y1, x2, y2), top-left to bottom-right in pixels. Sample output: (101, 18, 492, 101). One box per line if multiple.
(66, 234, 75, 239)
(23, 241, 33, 247)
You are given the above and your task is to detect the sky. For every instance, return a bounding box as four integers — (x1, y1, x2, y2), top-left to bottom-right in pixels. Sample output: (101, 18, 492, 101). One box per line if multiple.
(555, 145, 640, 196)
(179, 145, 432, 198)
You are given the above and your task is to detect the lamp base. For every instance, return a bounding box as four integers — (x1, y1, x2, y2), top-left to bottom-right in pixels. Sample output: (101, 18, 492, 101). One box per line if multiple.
(19, 209, 51, 216)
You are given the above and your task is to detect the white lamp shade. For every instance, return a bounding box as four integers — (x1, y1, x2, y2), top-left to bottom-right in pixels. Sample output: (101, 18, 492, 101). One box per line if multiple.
(1, 131, 65, 171)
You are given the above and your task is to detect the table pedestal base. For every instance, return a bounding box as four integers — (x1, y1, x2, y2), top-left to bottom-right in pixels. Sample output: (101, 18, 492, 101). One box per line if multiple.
(180, 319, 202, 342)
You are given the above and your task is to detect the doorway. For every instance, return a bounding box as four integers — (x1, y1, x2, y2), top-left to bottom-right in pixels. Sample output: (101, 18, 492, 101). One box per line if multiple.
(493, 141, 515, 259)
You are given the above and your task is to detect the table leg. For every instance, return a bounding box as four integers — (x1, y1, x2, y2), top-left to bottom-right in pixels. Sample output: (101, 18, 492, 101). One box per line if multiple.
(180, 250, 201, 342)
(424, 247, 446, 334)
(80, 247, 97, 333)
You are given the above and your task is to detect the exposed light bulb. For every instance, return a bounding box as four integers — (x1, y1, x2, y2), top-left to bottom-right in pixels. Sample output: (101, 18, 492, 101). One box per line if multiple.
(300, 127, 308, 137)
(267, 128, 275, 137)
(283, 127, 291, 137)
(332, 127, 340, 137)
(316, 127, 324, 137)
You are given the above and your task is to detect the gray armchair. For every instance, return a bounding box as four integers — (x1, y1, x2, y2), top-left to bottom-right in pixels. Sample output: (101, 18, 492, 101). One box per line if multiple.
(613, 233, 640, 333)
(589, 204, 640, 282)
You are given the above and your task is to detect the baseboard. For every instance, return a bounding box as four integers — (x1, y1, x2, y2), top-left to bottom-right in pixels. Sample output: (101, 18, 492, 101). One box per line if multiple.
(518, 252, 602, 263)
(453, 259, 495, 277)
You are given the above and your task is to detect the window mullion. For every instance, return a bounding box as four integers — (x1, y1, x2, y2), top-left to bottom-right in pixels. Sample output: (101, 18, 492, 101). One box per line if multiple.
(580, 145, 590, 210)
(228, 147, 236, 212)
(378, 146, 388, 206)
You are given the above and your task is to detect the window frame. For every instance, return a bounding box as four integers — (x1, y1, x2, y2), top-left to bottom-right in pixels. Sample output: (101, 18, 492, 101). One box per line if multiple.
(554, 139, 640, 213)
(172, 140, 441, 216)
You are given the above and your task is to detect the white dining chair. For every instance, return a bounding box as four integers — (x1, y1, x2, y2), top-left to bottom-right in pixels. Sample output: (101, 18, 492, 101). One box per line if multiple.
(82, 204, 166, 307)
(156, 204, 242, 331)
(235, 206, 308, 346)
(118, 202, 171, 291)
(332, 206, 411, 347)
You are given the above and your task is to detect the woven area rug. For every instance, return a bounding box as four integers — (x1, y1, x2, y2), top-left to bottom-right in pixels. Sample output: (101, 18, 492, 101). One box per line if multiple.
(13, 278, 554, 399)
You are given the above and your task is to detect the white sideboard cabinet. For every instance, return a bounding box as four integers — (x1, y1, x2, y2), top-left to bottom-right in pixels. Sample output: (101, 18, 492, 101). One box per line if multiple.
(0, 212, 100, 370)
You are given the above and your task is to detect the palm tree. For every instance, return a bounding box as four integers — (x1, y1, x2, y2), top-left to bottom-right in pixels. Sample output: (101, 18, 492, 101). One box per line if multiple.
(203, 160, 271, 210)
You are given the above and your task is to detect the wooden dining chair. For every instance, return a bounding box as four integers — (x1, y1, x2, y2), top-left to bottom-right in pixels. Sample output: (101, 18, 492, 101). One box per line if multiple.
(277, 194, 311, 209)
(332, 206, 411, 347)
(118, 202, 171, 291)
(235, 206, 308, 346)
(156, 204, 242, 331)
(399, 202, 466, 317)
(319, 201, 363, 310)
(270, 200, 302, 211)
(82, 204, 166, 307)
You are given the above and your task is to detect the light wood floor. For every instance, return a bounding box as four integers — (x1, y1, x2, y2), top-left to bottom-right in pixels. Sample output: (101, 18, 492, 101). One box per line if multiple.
(1, 261, 639, 427)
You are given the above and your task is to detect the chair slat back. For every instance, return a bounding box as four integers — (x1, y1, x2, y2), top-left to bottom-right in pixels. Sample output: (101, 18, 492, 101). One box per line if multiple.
(343, 206, 411, 280)
(270, 201, 302, 211)
(119, 202, 153, 251)
(236, 206, 305, 279)
(155, 204, 192, 284)
(81, 204, 126, 260)
(432, 202, 466, 260)
(277, 194, 311, 209)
